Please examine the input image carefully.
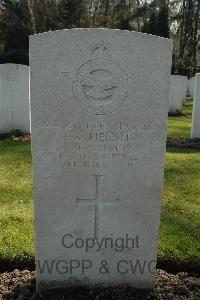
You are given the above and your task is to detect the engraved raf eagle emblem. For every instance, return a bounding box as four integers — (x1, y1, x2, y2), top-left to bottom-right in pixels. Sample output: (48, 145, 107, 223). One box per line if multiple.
(64, 41, 131, 115)
(72, 72, 129, 100)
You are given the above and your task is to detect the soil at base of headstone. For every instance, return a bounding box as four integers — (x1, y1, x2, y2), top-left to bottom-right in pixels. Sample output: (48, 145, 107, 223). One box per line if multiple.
(167, 138, 200, 149)
(0, 269, 200, 300)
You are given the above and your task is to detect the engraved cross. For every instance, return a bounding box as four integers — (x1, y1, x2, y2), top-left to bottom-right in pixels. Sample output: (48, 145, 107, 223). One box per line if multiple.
(77, 175, 119, 239)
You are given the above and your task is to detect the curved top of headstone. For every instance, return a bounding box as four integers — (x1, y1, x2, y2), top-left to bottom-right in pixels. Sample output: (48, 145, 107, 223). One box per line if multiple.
(171, 74, 188, 78)
(0, 63, 29, 81)
(30, 28, 171, 43)
(30, 28, 172, 117)
(0, 63, 28, 68)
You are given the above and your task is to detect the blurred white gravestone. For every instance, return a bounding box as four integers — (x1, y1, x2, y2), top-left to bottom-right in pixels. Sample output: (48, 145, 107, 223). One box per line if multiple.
(191, 73, 200, 138)
(0, 64, 30, 134)
(30, 29, 172, 292)
(189, 76, 195, 98)
(169, 75, 188, 113)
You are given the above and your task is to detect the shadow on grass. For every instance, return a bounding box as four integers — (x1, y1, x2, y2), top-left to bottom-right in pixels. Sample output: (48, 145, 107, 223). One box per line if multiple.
(0, 257, 35, 273)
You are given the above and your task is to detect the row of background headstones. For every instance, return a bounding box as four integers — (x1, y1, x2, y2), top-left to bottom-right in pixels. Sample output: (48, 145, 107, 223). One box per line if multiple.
(191, 74, 200, 138)
(0, 64, 30, 134)
(169, 75, 188, 113)
(168, 74, 200, 138)
(0, 63, 199, 137)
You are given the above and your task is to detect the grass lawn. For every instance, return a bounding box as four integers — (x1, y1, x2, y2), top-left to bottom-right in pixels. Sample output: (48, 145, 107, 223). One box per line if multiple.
(0, 140, 199, 265)
(0, 141, 34, 260)
(167, 99, 192, 139)
(159, 148, 200, 263)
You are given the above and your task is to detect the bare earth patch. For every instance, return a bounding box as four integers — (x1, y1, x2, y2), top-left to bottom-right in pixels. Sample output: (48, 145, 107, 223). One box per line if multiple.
(8, 135, 31, 142)
(167, 138, 200, 149)
(0, 269, 200, 300)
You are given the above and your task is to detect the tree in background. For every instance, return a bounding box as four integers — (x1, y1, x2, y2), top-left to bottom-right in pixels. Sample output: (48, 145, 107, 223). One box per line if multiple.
(146, 10, 158, 34)
(157, 2, 169, 38)
(0, 0, 84, 63)
(171, 0, 200, 76)
(141, 0, 169, 38)
(58, 0, 84, 28)
(118, 18, 132, 30)
(0, 0, 199, 75)
(0, 0, 31, 51)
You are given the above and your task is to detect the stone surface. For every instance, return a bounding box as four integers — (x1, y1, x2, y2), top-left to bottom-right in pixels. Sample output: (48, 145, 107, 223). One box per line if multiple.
(169, 75, 188, 113)
(191, 73, 200, 138)
(0, 64, 30, 134)
(30, 28, 172, 292)
(189, 76, 195, 98)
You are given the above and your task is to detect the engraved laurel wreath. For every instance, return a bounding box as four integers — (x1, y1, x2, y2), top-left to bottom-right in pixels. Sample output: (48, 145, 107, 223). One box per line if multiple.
(64, 41, 131, 115)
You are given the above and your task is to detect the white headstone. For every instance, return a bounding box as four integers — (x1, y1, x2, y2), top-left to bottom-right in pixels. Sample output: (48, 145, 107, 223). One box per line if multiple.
(191, 73, 200, 138)
(189, 76, 195, 98)
(0, 64, 30, 134)
(30, 29, 172, 292)
(169, 75, 188, 113)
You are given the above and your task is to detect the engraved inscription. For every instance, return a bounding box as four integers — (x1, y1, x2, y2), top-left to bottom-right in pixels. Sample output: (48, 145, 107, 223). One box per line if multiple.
(64, 41, 131, 115)
(77, 175, 119, 238)
(38, 120, 160, 170)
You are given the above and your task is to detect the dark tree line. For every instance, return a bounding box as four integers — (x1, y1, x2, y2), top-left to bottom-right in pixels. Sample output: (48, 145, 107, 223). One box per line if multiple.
(0, 0, 199, 76)
(172, 0, 200, 76)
